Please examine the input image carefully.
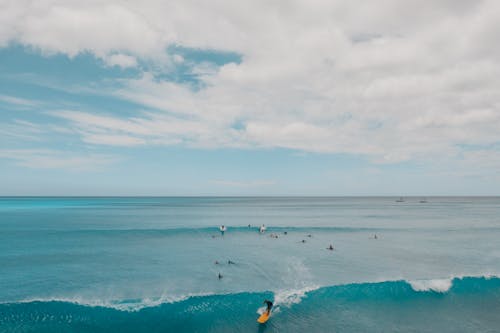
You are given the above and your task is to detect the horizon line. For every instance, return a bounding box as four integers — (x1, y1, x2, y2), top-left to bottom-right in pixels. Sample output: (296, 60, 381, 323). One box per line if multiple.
(1, 195, 499, 198)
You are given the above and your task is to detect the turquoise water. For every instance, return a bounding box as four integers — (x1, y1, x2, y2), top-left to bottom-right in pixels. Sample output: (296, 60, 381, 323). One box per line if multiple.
(1, 197, 500, 332)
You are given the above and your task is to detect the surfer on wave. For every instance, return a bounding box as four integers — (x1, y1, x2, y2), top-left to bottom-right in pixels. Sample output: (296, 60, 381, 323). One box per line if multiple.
(263, 299, 273, 315)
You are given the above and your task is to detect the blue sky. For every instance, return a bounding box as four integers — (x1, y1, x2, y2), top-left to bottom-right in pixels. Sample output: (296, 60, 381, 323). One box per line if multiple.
(1, 1, 500, 195)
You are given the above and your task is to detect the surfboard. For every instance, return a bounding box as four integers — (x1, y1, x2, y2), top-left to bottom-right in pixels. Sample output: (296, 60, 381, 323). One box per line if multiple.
(257, 312, 270, 323)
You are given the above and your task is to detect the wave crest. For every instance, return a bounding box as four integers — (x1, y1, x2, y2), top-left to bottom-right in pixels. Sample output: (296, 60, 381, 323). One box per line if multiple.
(408, 278, 453, 292)
(6, 274, 500, 312)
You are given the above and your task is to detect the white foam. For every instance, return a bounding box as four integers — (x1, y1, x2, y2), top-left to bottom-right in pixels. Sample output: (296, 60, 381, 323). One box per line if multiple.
(272, 285, 319, 311)
(408, 273, 500, 293)
(15, 292, 217, 312)
(408, 278, 453, 292)
(478, 272, 499, 280)
(255, 284, 319, 315)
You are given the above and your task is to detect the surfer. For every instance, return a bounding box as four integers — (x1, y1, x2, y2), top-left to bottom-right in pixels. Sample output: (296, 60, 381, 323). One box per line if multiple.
(327, 244, 334, 250)
(215, 260, 219, 265)
(218, 273, 223, 279)
(259, 224, 266, 233)
(374, 234, 378, 239)
(263, 300, 273, 315)
(257, 299, 273, 323)
(301, 239, 306, 243)
(228, 260, 235, 264)
(220, 225, 226, 235)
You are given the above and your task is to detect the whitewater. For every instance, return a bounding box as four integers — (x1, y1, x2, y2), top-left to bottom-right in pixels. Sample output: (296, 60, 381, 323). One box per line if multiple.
(1, 197, 500, 332)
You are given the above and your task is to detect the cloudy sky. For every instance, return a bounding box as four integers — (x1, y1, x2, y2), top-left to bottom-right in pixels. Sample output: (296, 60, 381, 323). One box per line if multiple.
(1, 0, 499, 195)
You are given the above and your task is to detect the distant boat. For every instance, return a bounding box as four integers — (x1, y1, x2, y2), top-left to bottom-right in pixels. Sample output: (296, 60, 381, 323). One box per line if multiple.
(396, 197, 405, 202)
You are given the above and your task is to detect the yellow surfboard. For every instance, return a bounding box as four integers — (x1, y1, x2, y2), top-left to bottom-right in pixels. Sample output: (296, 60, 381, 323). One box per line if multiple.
(257, 312, 270, 323)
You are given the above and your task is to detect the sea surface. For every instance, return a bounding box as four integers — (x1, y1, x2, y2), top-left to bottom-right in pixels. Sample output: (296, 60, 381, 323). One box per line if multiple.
(1, 196, 500, 332)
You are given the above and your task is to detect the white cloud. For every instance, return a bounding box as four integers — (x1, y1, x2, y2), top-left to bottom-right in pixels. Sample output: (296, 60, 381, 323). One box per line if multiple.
(0, 149, 118, 171)
(2, 0, 500, 166)
(0, 1, 167, 59)
(0, 119, 45, 141)
(0, 94, 38, 107)
(47, 109, 212, 147)
(103, 54, 137, 68)
(82, 133, 146, 146)
(210, 179, 276, 188)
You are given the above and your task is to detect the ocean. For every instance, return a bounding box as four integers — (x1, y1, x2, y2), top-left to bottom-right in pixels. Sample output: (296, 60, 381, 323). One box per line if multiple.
(1, 197, 499, 332)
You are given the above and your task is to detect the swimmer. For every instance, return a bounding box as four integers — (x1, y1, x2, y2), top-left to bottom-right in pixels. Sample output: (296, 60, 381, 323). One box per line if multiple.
(219, 225, 227, 235)
(301, 239, 306, 243)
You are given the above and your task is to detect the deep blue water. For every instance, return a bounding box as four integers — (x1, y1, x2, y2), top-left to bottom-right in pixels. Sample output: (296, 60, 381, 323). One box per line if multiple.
(1, 197, 500, 332)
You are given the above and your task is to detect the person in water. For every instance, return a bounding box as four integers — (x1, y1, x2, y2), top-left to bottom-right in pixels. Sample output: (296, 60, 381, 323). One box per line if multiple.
(259, 224, 266, 233)
(263, 300, 273, 315)
(220, 225, 226, 235)
(218, 273, 223, 279)
(228, 260, 235, 264)
(327, 244, 334, 250)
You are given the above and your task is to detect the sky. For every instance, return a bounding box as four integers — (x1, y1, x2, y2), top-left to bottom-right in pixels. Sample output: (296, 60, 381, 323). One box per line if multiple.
(1, 0, 500, 196)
